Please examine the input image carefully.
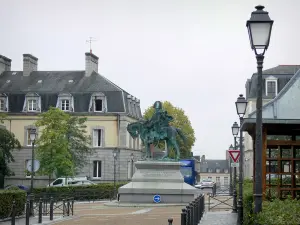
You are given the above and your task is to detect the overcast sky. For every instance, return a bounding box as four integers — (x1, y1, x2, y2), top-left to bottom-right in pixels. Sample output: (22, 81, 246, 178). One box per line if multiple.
(1, 0, 300, 159)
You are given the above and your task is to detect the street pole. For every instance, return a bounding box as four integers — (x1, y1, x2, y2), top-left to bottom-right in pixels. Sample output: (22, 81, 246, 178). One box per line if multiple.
(113, 154, 116, 198)
(254, 54, 264, 214)
(229, 157, 233, 196)
(237, 117, 244, 224)
(30, 141, 35, 194)
(131, 159, 134, 178)
(232, 137, 237, 213)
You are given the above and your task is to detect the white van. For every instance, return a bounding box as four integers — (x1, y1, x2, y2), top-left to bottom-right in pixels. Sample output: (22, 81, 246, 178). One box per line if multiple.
(47, 177, 88, 187)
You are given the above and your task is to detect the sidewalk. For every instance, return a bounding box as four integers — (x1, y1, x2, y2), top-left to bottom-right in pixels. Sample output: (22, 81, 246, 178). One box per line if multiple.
(1, 216, 64, 225)
(199, 211, 237, 225)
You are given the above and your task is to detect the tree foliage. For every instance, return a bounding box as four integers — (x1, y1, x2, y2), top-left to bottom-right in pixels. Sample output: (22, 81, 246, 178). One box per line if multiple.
(0, 127, 21, 188)
(35, 107, 91, 178)
(143, 101, 196, 158)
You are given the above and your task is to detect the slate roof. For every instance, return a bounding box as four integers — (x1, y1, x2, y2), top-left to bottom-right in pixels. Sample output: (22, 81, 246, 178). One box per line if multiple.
(246, 65, 300, 99)
(200, 159, 229, 173)
(0, 65, 141, 116)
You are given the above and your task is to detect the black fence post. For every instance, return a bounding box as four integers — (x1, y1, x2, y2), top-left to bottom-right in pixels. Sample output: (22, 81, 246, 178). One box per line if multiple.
(26, 200, 30, 225)
(181, 208, 187, 225)
(193, 202, 197, 225)
(11, 200, 16, 225)
(63, 199, 66, 216)
(72, 199, 74, 216)
(50, 197, 53, 221)
(186, 205, 191, 225)
(168, 218, 173, 225)
(67, 200, 70, 216)
(38, 198, 42, 223)
(196, 198, 199, 224)
(202, 195, 205, 217)
(190, 203, 194, 225)
(29, 194, 34, 216)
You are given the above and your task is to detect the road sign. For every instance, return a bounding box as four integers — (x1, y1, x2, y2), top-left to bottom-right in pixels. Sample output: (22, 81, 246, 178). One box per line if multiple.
(153, 195, 161, 203)
(228, 150, 240, 163)
(231, 162, 240, 167)
(26, 160, 40, 173)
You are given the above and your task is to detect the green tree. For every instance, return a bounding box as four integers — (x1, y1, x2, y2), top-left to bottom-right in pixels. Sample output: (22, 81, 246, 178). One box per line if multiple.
(143, 101, 196, 158)
(0, 127, 21, 188)
(35, 107, 91, 179)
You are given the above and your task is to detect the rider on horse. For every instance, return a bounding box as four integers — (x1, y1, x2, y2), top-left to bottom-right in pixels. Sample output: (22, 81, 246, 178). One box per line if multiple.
(146, 101, 173, 141)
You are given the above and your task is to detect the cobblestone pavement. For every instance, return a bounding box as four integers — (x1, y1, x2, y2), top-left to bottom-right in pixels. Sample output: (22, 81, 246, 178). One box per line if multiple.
(199, 211, 237, 225)
(52, 202, 182, 225)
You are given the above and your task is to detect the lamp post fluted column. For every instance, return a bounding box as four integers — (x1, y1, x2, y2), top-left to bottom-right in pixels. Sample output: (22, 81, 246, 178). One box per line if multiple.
(237, 117, 244, 224)
(254, 54, 264, 214)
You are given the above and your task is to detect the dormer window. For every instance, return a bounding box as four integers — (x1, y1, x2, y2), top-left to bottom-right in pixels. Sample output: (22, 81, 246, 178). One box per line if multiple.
(89, 93, 107, 112)
(265, 76, 278, 97)
(23, 93, 41, 112)
(56, 93, 74, 112)
(0, 94, 8, 112)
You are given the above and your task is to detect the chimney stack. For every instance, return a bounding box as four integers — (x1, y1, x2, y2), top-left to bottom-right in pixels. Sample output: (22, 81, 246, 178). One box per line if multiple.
(23, 54, 38, 76)
(0, 55, 12, 74)
(85, 52, 98, 77)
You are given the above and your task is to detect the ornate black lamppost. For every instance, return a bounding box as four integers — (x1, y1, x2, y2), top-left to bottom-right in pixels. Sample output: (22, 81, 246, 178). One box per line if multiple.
(229, 144, 233, 196)
(113, 151, 117, 198)
(235, 94, 248, 224)
(29, 128, 37, 194)
(246, 5, 273, 217)
(130, 153, 134, 178)
(231, 123, 239, 213)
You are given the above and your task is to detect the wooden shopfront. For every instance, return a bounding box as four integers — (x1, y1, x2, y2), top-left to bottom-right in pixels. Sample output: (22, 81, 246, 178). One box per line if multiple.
(243, 120, 300, 199)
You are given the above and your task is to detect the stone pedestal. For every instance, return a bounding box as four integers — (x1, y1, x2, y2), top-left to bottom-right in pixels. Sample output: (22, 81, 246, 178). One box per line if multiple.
(118, 161, 198, 203)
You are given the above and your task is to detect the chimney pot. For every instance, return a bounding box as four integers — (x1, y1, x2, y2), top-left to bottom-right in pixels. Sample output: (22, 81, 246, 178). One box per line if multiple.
(85, 52, 98, 77)
(23, 54, 38, 76)
(0, 55, 12, 74)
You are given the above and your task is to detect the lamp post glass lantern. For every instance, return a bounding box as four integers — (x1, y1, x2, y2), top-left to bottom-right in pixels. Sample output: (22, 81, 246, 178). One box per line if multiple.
(232, 122, 239, 137)
(246, 5, 273, 219)
(246, 5, 273, 55)
(235, 94, 248, 117)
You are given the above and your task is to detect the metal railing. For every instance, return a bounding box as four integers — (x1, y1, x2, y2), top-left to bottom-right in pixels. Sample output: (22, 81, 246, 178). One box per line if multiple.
(8, 196, 74, 225)
(168, 194, 205, 225)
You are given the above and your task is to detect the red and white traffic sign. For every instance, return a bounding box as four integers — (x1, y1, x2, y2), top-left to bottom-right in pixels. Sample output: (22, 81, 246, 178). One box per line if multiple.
(228, 150, 240, 163)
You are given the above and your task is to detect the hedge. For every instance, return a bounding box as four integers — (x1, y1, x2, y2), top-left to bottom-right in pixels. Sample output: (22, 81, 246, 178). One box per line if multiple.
(33, 182, 128, 201)
(0, 190, 26, 219)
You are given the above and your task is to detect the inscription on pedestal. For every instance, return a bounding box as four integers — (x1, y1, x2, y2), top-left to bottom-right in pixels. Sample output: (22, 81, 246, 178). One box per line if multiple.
(140, 170, 174, 177)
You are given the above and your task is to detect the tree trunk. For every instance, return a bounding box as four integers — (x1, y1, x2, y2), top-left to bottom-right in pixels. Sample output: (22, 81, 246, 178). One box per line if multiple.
(0, 173, 5, 189)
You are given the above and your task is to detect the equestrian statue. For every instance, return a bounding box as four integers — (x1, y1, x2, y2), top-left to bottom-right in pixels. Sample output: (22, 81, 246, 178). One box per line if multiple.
(127, 101, 187, 160)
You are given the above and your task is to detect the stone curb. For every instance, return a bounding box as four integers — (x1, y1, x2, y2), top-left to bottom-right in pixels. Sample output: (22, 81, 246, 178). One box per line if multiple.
(104, 201, 187, 207)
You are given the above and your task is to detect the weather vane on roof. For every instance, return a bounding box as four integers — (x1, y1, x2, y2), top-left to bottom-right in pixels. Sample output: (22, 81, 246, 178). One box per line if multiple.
(86, 37, 97, 54)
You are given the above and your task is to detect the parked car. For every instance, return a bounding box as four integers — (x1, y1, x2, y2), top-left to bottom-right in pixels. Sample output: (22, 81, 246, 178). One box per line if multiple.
(195, 179, 215, 189)
(47, 177, 88, 187)
(5, 184, 30, 192)
(68, 180, 96, 186)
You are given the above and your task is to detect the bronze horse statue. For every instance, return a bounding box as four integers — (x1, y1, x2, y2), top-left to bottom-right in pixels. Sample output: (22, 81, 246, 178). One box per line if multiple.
(127, 120, 186, 160)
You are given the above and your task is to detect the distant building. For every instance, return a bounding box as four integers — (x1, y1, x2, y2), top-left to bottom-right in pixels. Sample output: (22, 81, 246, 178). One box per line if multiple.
(0, 52, 143, 186)
(244, 65, 300, 178)
(199, 155, 230, 186)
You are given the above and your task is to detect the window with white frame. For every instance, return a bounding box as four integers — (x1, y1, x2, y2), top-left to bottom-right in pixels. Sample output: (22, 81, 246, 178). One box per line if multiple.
(27, 99, 37, 111)
(89, 93, 106, 112)
(93, 161, 102, 178)
(93, 129, 103, 147)
(23, 93, 40, 112)
(26, 129, 36, 146)
(265, 77, 278, 97)
(216, 176, 220, 185)
(0, 99, 5, 111)
(224, 177, 229, 185)
(61, 99, 70, 111)
(56, 93, 73, 112)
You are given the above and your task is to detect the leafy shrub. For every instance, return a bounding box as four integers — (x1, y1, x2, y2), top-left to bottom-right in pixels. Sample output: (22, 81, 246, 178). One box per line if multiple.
(243, 179, 254, 225)
(256, 198, 300, 225)
(0, 190, 26, 219)
(33, 182, 128, 201)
